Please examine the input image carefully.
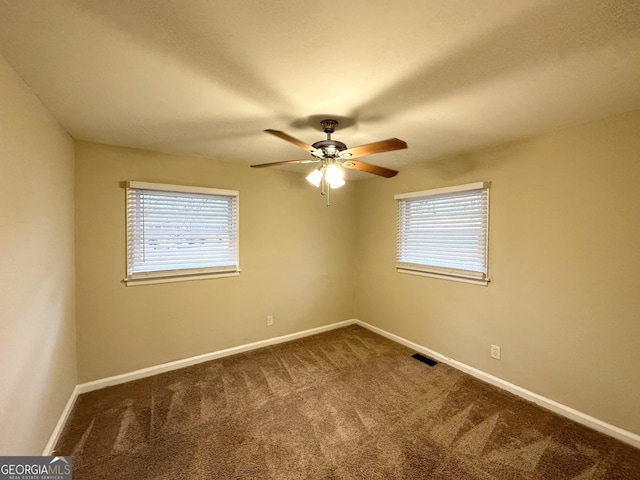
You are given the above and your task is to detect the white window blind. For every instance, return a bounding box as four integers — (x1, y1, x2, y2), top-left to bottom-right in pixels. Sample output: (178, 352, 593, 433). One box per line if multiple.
(125, 182, 239, 285)
(395, 182, 490, 284)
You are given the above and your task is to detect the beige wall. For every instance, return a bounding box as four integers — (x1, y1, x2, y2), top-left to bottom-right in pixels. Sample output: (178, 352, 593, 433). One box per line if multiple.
(0, 55, 76, 454)
(355, 109, 640, 436)
(74, 141, 357, 382)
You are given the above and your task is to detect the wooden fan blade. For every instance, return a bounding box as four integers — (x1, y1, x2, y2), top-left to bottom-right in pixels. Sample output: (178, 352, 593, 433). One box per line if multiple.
(340, 138, 407, 160)
(341, 160, 398, 178)
(265, 129, 323, 157)
(251, 159, 320, 168)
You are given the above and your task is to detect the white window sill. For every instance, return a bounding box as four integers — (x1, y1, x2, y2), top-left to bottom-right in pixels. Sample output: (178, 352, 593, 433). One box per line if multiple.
(124, 270, 240, 286)
(397, 268, 489, 286)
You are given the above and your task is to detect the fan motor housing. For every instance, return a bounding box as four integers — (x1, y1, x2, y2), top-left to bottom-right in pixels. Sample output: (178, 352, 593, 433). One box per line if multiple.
(312, 139, 347, 156)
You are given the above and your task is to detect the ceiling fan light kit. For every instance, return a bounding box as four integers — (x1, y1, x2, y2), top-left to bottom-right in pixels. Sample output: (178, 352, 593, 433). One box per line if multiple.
(306, 164, 345, 189)
(252, 119, 407, 207)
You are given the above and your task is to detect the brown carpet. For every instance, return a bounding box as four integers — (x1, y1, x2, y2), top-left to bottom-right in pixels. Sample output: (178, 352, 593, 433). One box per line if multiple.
(54, 325, 640, 479)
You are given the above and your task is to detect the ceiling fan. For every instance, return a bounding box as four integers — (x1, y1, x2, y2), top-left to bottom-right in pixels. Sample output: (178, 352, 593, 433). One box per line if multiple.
(251, 119, 407, 206)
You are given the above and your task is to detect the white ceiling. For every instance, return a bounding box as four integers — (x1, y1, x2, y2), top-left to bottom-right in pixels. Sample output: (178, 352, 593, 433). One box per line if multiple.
(1, 0, 640, 178)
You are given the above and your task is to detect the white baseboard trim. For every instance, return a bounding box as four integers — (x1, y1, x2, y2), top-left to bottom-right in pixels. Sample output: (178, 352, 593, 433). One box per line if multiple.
(45, 319, 357, 454)
(46, 317, 639, 453)
(42, 385, 81, 455)
(355, 319, 640, 450)
(76, 319, 357, 395)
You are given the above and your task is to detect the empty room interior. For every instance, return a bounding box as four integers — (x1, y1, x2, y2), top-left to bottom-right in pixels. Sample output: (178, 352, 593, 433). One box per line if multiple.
(1, 1, 640, 478)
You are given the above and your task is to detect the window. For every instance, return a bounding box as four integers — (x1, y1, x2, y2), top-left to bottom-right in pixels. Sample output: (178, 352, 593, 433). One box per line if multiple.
(125, 181, 239, 285)
(395, 182, 490, 285)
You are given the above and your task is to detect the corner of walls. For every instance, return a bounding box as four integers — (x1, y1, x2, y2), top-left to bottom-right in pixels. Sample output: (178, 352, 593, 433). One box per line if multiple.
(0, 54, 77, 454)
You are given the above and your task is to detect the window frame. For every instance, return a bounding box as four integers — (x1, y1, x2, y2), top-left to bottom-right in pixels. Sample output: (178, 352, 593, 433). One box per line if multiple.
(124, 181, 240, 286)
(395, 181, 490, 286)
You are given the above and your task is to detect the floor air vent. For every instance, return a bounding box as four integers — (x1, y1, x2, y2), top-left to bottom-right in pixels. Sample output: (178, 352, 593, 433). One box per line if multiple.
(412, 353, 438, 367)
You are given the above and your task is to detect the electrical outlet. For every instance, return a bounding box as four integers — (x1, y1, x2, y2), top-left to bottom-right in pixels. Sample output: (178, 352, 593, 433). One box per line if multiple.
(266, 315, 273, 326)
(490, 344, 501, 360)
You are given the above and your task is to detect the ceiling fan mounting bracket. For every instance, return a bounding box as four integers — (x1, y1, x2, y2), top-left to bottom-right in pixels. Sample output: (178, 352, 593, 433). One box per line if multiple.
(320, 119, 338, 135)
(312, 119, 347, 157)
